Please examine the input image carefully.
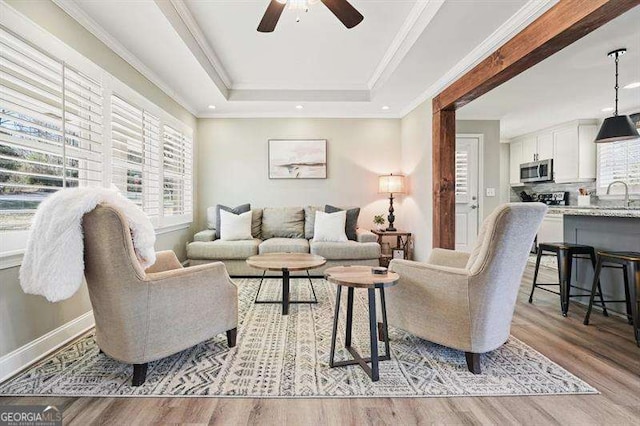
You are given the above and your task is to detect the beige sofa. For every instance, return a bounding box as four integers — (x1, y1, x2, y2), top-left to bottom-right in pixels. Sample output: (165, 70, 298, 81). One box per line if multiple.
(187, 206, 381, 276)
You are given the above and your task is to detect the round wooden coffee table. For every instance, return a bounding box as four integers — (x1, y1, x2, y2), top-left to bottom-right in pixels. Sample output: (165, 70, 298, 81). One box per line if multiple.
(246, 253, 326, 315)
(324, 265, 399, 382)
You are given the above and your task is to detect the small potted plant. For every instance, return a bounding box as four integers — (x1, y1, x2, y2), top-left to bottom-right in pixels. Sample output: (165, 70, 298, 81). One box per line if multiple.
(373, 214, 386, 231)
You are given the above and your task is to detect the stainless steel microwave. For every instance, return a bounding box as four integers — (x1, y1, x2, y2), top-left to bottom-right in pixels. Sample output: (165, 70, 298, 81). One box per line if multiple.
(520, 159, 553, 183)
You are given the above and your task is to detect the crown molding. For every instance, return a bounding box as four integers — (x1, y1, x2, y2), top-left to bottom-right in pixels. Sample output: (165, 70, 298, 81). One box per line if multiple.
(154, 0, 231, 99)
(368, 0, 444, 94)
(198, 112, 402, 119)
(51, 0, 198, 116)
(228, 89, 370, 102)
(399, 0, 559, 117)
(165, 0, 232, 89)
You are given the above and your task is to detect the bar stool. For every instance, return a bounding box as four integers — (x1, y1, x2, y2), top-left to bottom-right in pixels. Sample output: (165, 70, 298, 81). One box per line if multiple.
(584, 251, 640, 347)
(529, 242, 608, 317)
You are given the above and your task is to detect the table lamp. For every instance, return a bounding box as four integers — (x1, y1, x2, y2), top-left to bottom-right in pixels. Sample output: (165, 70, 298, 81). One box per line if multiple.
(378, 174, 405, 231)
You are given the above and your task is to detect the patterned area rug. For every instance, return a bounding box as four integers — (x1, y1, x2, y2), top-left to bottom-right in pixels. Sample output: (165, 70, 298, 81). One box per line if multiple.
(0, 278, 596, 398)
(528, 254, 559, 271)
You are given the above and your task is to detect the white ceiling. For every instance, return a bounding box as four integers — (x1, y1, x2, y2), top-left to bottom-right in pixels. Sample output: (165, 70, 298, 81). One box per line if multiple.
(458, 5, 640, 139)
(56, 0, 556, 118)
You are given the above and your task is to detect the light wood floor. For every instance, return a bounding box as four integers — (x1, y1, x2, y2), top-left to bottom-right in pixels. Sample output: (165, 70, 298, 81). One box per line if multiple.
(1, 265, 639, 425)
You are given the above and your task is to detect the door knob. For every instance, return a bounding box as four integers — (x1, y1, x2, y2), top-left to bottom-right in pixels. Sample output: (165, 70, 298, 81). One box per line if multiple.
(471, 205, 478, 209)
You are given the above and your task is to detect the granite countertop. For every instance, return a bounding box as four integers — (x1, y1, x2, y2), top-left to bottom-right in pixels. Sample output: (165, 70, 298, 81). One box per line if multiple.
(546, 205, 640, 218)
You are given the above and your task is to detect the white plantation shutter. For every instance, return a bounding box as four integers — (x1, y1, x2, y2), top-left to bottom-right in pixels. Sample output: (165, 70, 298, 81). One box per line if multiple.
(1, 22, 195, 242)
(63, 65, 103, 189)
(162, 124, 192, 219)
(111, 95, 161, 220)
(143, 111, 161, 219)
(0, 28, 102, 231)
(455, 150, 469, 203)
(597, 138, 640, 195)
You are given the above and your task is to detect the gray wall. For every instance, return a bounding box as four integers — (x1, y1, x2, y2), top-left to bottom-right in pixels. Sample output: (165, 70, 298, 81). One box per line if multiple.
(196, 118, 402, 232)
(456, 120, 502, 219)
(0, 1, 196, 359)
(399, 101, 432, 262)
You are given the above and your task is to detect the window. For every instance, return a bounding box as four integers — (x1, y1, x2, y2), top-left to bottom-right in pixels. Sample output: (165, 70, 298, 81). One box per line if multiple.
(0, 29, 102, 232)
(597, 138, 640, 196)
(111, 95, 161, 222)
(162, 125, 193, 222)
(0, 22, 193, 252)
(455, 150, 469, 203)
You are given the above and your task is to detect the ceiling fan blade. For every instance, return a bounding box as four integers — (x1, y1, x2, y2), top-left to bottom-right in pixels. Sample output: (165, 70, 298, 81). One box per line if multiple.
(321, 0, 364, 29)
(257, 0, 286, 33)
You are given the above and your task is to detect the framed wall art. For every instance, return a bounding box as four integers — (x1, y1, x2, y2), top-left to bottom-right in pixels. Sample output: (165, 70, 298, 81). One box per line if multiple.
(268, 139, 327, 179)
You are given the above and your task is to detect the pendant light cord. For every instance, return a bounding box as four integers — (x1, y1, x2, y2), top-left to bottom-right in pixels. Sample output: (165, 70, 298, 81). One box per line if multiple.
(614, 51, 619, 116)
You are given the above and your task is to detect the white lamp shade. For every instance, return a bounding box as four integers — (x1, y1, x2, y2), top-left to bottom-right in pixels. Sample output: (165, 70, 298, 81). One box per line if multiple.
(378, 174, 406, 194)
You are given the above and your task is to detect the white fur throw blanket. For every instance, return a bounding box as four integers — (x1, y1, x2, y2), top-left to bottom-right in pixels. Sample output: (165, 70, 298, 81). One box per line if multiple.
(20, 187, 156, 302)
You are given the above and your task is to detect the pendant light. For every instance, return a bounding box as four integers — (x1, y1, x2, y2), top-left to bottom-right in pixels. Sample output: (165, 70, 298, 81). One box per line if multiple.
(595, 48, 639, 143)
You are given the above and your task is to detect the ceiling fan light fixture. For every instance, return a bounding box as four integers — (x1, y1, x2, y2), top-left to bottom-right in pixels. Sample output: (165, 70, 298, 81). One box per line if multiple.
(258, 0, 363, 32)
(595, 48, 639, 143)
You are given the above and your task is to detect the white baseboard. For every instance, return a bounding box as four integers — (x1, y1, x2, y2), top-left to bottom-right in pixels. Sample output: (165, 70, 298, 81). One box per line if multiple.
(0, 311, 95, 384)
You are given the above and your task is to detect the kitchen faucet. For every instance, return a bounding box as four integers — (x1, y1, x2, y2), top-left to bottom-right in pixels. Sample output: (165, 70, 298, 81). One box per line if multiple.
(606, 180, 630, 207)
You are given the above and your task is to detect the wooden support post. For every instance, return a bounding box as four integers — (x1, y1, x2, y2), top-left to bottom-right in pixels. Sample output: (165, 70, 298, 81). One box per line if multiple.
(431, 0, 640, 248)
(432, 108, 456, 249)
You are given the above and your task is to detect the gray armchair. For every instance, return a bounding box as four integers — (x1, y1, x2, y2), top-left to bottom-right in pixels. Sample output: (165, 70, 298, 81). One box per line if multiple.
(82, 205, 238, 386)
(385, 203, 547, 373)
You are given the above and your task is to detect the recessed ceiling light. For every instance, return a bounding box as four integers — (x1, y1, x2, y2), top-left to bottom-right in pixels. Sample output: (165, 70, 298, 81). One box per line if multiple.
(295, 105, 303, 110)
(623, 81, 640, 89)
(601, 107, 614, 112)
(208, 105, 216, 110)
(382, 106, 390, 110)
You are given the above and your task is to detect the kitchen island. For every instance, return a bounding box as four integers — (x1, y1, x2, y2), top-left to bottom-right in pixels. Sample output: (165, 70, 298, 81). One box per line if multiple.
(546, 206, 640, 315)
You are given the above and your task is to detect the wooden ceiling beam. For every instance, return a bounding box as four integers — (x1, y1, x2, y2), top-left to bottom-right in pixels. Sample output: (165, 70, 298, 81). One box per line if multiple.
(431, 0, 640, 249)
(433, 0, 640, 113)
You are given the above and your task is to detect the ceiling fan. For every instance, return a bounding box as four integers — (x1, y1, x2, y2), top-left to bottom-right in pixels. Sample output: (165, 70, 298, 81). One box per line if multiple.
(257, 0, 364, 33)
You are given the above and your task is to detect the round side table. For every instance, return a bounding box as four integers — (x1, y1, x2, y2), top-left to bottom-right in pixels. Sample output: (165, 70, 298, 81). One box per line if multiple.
(324, 265, 399, 382)
(246, 253, 326, 315)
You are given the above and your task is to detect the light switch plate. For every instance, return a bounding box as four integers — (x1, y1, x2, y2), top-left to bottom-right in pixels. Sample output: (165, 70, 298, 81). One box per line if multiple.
(486, 188, 496, 197)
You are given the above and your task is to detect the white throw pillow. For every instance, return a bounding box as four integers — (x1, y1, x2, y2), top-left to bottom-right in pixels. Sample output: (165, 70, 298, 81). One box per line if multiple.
(220, 210, 253, 241)
(313, 211, 348, 243)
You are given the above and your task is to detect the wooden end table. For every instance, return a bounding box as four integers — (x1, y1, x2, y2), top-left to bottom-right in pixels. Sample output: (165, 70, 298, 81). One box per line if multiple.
(324, 265, 399, 382)
(246, 253, 326, 315)
(370, 229, 412, 267)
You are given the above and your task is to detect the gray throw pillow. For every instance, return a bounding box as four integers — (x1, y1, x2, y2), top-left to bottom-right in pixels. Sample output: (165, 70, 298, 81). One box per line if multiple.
(251, 208, 263, 239)
(325, 205, 360, 241)
(262, 207, 305, 239)
(215, 203, 251, 239)
(304, 206, 323, 239)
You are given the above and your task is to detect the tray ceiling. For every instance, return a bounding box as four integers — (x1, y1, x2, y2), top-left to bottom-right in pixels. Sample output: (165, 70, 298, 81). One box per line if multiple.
(57, 0, 546, 117)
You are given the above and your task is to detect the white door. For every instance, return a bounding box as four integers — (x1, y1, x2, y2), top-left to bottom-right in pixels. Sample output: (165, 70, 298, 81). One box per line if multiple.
(455, 137, 480, 252)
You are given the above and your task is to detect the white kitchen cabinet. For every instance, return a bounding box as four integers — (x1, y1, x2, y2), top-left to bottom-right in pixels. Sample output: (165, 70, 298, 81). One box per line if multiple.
(553, 126, 579, 183)
(537, 214, 564, 244)
(519, 135, 553, 163)
(521, 137, 537, 163)
(507, 120, 597, 186)
(509, 141, 523, 186)
(553, 123, 597, 183)
(537, 132, 554, 160)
